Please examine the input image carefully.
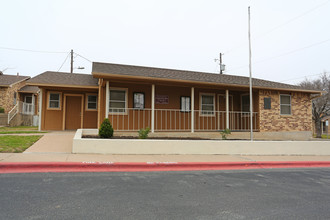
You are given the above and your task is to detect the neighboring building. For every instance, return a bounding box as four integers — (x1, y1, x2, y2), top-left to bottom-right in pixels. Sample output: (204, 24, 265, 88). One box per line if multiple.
(322, 116, 330, 135)
(27, 62, 322, 139)
(18, 85, 40, 115)
(0, 73, 30, 113)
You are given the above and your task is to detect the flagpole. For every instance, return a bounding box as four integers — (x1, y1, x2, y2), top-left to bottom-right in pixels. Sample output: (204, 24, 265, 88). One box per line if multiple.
(248, 6, 253, 141)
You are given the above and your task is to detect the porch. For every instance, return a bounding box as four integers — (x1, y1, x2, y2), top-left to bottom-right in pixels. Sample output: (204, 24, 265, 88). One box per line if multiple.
(107, 108, 258, 132)
(103, 81, 259, 133)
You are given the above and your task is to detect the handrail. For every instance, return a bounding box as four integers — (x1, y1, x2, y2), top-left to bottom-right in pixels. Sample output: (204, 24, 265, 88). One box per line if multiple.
(7, 103, 19, 124)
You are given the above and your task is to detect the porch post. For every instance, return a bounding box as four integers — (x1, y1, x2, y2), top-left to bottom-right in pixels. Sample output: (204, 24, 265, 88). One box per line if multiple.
(226, 89, 229, 129)
(32, 94, 35, 114)
(151, 84, 155, 133)
(105, 81, 109, 119)
(38, 89, 42, 131)
(191, 87, 194, 133)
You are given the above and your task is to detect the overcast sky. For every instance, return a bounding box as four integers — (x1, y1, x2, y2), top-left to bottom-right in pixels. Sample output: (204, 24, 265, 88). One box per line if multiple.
(1, 0, 330, 84)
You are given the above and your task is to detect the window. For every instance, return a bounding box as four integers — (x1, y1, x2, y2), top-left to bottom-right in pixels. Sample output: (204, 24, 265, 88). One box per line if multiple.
(86, 94, 97, 110)
(48, 92, 61, 109)
(109, 88, 127, 113)
(13, 92, 17, 105)
(25, 96, 32, 104)
(280, 94, 291, 115)
(241, 95, 250, 112)
(200, 94, 214, 115)
(264, 97, 271, 109)
(133, 92, 145, 109)
(180, 96, 191, 112)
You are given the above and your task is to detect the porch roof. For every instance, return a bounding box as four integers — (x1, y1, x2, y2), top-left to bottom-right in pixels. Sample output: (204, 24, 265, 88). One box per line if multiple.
(0, 74, 30, 87)
(92, 62, 321, 94)
(18, 85, 40, 93)
(27, 71, 99, 89)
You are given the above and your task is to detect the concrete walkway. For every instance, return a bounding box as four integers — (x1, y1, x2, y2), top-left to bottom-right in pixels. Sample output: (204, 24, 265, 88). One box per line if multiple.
(23, 131, 75, 153)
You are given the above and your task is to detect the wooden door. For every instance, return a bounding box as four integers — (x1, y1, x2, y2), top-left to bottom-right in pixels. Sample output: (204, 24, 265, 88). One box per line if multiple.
(65, 96, 82, 130)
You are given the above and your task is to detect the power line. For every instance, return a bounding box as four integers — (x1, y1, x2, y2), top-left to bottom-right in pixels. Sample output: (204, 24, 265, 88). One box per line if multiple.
(0, 46, 67, 54)
(57, 53, 71, 72)
(227, 37, 330, 72)
(280, 72, 330, 83)
(74, 52, 92, 63)
(224, 0, 330, 55)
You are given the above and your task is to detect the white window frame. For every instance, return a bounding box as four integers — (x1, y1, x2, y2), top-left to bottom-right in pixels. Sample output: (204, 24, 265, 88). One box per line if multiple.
(109, 87, 128, 114)
(47, 92, 62, 110)
(180, 96, 191, 112)
(133, 92, 145, 110)
(86, 93, 98, 111)
(199, 93, 215, 116)
(280, 94, 291, 115)
(24, 96, 33, 104)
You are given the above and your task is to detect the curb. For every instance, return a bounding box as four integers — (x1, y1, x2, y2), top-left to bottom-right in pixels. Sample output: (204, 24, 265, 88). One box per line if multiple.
(1, 161, 330, 173)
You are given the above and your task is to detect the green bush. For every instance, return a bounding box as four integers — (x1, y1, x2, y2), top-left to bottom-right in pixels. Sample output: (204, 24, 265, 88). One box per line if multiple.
(220, 128, 231, 140)
(138, 127, 150, 139)
(0, 107, 4, 113)
(99, 118, 114, 138)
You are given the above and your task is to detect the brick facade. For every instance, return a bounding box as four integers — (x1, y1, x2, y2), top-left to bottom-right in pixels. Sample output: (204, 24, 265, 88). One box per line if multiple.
(259, 89, 312, 132)
(0, 81, 26, 113)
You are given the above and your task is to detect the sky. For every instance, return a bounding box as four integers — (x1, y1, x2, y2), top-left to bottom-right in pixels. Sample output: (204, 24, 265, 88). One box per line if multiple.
(1, 0, 330, 85)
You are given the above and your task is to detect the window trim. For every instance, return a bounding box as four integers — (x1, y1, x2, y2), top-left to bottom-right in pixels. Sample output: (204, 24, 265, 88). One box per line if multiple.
(47, 91, 62, 110)
(180, 96, 191, 113)
(109, 87, 128, 115)
(85, 93, 98, 111)
(199, 93, 215, 117)
(280, 94, 292, 115)
(133, 92, 145, 110)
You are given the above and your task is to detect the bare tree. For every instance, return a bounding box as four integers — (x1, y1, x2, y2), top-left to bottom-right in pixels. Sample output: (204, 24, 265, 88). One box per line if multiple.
(299, 73, 330, 138)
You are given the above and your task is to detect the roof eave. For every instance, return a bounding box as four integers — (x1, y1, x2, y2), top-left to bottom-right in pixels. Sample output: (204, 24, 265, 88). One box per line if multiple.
(92, 72, 322, 94)
(26, 82, 99, 89)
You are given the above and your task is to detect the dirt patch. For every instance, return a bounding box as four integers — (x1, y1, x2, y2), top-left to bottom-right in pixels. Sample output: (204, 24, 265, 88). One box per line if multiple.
(82, 135, 211, 140)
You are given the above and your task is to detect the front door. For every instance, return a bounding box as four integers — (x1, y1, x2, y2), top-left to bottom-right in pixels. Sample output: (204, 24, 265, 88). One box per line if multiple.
(65, 96, 82, 130)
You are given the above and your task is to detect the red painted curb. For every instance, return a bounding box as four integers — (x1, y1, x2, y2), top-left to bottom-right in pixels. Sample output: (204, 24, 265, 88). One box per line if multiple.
(0, 161, 330, 173)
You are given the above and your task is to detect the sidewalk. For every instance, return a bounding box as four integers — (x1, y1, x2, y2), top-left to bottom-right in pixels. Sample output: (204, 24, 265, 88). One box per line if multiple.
(1, 153, 330, 163)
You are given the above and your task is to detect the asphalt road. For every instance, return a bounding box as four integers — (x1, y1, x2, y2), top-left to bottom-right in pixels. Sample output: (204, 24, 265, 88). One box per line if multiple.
(1, 168, 330, 220)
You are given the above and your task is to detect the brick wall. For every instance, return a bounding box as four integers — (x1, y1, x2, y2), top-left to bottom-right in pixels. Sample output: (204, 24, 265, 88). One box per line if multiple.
(259, 90, 312, 132)
(0, 81, 26, 113)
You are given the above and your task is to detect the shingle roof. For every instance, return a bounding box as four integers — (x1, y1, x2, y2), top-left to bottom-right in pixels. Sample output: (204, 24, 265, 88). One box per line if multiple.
(27, 71, 98, 88)
(18, 85, 40, 93)
(0, 74, 30, 87)
(92, 62, 319, 93)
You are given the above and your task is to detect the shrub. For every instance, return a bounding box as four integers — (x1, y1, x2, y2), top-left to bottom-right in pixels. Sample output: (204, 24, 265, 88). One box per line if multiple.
(99, 118, 114, 138)
(138, 127, 150, 139)
(0, 107, 4, 113)
(220, 128, 231, 140)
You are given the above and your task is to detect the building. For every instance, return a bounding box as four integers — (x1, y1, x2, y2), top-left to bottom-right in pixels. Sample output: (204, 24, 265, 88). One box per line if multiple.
(0, 73, 39, 126)
(27, 62, 322, 140)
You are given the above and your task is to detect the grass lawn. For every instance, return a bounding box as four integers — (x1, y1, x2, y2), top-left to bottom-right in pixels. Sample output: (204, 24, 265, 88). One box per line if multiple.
(321, 134, 330, 139)
(0, 126, 46, 134)
(0, 135, 42, 153)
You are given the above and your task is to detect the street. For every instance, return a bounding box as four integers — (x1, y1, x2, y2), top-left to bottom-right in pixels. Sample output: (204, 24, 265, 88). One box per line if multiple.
(1, 168, 330, 219)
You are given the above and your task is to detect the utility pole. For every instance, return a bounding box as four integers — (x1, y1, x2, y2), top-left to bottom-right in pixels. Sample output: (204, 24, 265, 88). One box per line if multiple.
(219, 53, 223, 74)
(70, 49, 73, 73)
(248, 6, 253, 141)
(215, 53, 225, 74)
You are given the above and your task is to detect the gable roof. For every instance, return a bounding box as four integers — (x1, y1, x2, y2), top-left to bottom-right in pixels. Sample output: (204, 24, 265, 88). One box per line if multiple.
(27, 71, 99, 88)
(92, 62, 320, 93)
(0, 74, 30, 87)
(18, 85, 40, 93)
